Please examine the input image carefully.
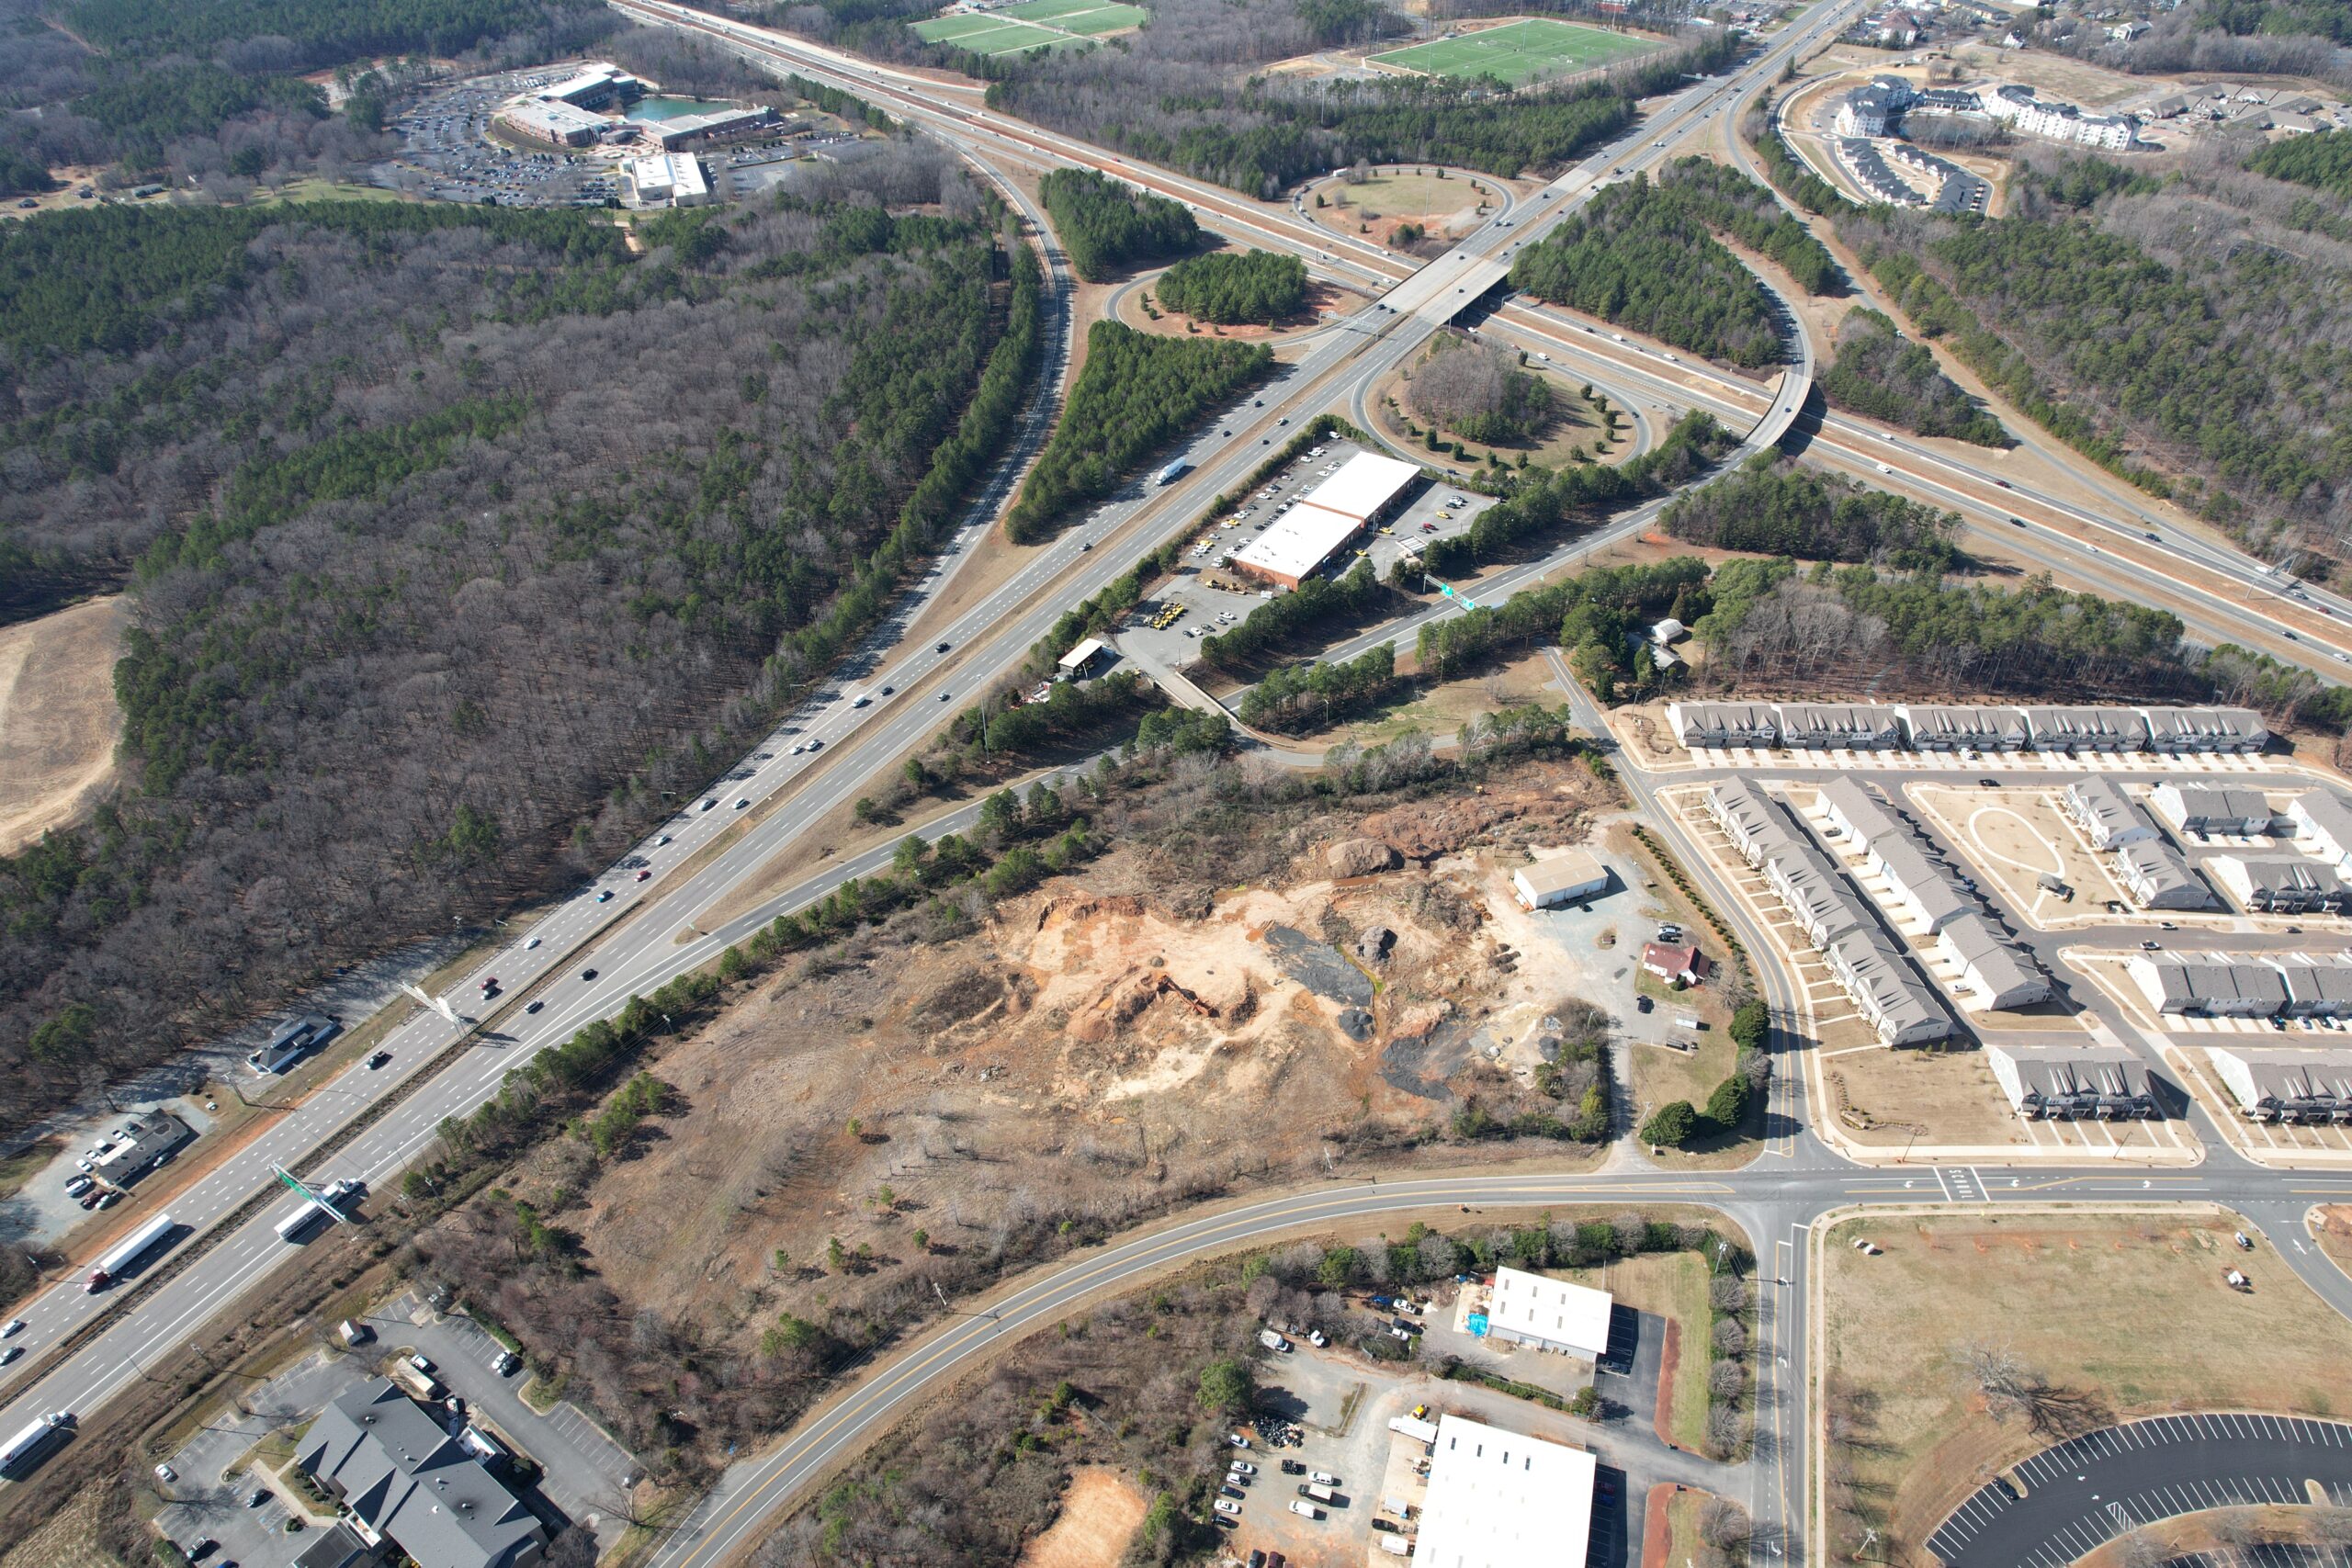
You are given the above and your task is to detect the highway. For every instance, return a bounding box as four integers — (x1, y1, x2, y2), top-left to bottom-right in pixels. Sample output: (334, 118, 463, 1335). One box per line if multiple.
(10, 5, 2352, 1565)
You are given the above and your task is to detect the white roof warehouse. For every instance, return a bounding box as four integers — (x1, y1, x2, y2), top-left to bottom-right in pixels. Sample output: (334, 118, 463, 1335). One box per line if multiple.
(1412, 1413, 1599, 1568)
(1231, 450, 1420, 590)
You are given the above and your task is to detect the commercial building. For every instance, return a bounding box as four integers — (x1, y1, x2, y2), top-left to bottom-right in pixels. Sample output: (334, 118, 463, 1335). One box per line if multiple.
(1825, 926, 1951, 1046)
(2288, 790, 2352, 872)
(2063, 779, 2158, 850)
(1230, 451, 1420, 591)
(296, 1379, 546, 1568)
(2128, 952, 2291, 1017)
(1668, 702, 1780, 750)
(2025, 705, 2145, 752)
(2115, 840, 2214, 910)
(1511, 849, 1610, 909)
(1480, 1268, 1614, 1359)
(1988, 1044, 2156, 1120)
(542, 63, 642, 110)
(248, 1012, 340, 1075)
(638, 104, 779, 149)
(495, 98, 609, 148)
(2150, 784, 2275, 837)
(1774, 704, 1903, 750)
(1897, 704, 2029, 750)
(85, 1110, 193, 1188)
(2209, 855, 2346, 915)
(1934, 914, 2050, 1009)
(629, 152, 710, 207)
(1411, 1413, 1598, 1568)
(2211, 1049, 2352, 1122)
(2139, 706, 2267, 753)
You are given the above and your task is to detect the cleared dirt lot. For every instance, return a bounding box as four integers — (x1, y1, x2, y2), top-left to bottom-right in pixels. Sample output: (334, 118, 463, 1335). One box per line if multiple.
(0, 595, 125, 856)
(1017, 1468, 1148, 1568)
(1819, 1207, 2352, 1560)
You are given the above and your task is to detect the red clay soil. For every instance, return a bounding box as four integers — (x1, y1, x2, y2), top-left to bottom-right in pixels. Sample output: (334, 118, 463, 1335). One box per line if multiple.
(1653, 1316, 1682, 1450)
(1640, 1483, 1676, 1568)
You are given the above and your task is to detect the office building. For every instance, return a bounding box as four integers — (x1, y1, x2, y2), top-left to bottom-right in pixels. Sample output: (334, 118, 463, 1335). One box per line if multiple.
(542, 63, 641, 110)
(1231, 451, 1420, 590)
(297, 1380, 546, 1568)
(639, 104, 778, 149)
(495, 98, 608, 148)
(630, 152, 710, 207)
(1987, 1044, 2155, 1120)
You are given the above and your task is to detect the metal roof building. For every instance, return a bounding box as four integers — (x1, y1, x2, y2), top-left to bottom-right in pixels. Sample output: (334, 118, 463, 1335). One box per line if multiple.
(2128, 952, 2290, 1016)
(2063, 778, 2157, 850)
(1230, 452, 1419, 591)
(2024, 705, 2146, 751)
(2137, 705, 2267, 753)
(1896, 705, 2030, 750)
(1934, 913, 2050, 1010)
(1670, 703, 1781, 750)
(1987, 1044, 2154, 1120)
(2149, 784, 2276, 836)
(1511, 849, 1611, 909)
(1412, 1414, 1598, 1568)
(1482, 1267, 1614, 1359)
(2211, 1049, 2352, 1122)
(2115, 840, 2214, 910)
(2209, 856, 2346, 915)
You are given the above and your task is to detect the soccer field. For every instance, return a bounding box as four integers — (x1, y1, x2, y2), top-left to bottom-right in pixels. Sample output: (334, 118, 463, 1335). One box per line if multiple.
(1367, 17, 1658, 87)
(913, 0, 1146, 52)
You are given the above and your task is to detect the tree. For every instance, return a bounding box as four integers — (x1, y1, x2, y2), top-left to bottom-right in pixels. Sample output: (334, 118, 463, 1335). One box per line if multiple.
(1698, 1496, 1751, 1554)
(827, 1235, 848, 1273)
(1704, 1076, 1749, 1132)
(1196, 1357, 1253, 1414)
(1641, 1101, 1698, 1147)
(1729, 999, 1770, 1051)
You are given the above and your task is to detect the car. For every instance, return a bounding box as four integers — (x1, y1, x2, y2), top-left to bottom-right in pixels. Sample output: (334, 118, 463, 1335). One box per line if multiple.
(2235, 1231, 2254, 1250)
(1280, 1458, 1305, 1474)
(1229, 1461, 1257, 1475)
(637, 867, 653, 882)
(1221, 1483, 1247, 1499)
(0, 1347, 21, 1367)
(880, 685, 894, 696)
(1227, 1433, 1250, 1449)
(701, 798, 718, 811)
(597, 889, 614, 902)
(1995, 478, 2011, 488)
(2159, 921, 2177, 931)
(1215, 1499, 1243, 1517)
(1220, 430, 1230, 438)
(1249, 1553, 1267, 1568)
(2141, 941, 2161, 952)
(1374, 1517, 1399, 1533)
(1311, 1471, 1340, 1485)
(493, 1349, 522, 1376)
(735, 798, 750, 810)
(481, 976, 498, 992)
(792, 742, 807, 754)
(526, 936, 540, 950)
(1978, 777, 2000, 789)
(2008, 516, 2027, 527)
(2145, 531, 2160, 541)
(185, 1540, 216, 1562)
(936, 641, 952, 653)
(368, 1049, 394, 1070)
(95, 1190, 120, 1209)
(940, 691, 951, 701)
(2287, 925, 2304, 934)
(409, 1352, 436, 1377)
(656, 834, 672, 846)
(581, 968, 600, 984)
(154, 1463, 176, 1483)
(525, 1000, 544, 1015)
(64, 1175, 92, 1198)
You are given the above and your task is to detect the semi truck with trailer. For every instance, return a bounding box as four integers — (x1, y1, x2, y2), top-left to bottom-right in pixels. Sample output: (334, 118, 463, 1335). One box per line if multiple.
(1156, 459, 1192, 486)
(0, 1413, 72, 1478)
(86, 1213, 180, 1291)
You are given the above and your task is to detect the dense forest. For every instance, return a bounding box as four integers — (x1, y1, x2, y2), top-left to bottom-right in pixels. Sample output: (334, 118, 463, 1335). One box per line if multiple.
(1406, 333, 1554, 445)
(0, 148, 1034, 1136)
(1004, 321, 1269, 541)
(2035, 0, 2352, 83)
(62, 0, 599, 63)
(1661, 454, 1964, 571)
(2247, 128, 2352, 199)
(1036, 167, 1198, 282)
(1152, 248, 1307, 323)
(1816, 309, 2004, 446)
(1509, 174, 1787, 367)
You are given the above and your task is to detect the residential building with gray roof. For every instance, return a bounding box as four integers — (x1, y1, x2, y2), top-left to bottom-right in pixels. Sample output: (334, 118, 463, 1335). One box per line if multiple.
(2115, 840, 2214, 910)
(1988, 1044, 2154, 1120)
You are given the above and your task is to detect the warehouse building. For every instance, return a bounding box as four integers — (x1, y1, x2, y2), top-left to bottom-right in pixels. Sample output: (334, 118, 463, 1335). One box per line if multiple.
(1480, 1268, 1614, 1359)
(1987, 1044, 2155, 1120)
(1774, 703, 1903, 750)
(2115, 840, 2214, 910)
(1897, 704, 2030, 750)
(1935, 914, 2051, 1010)
(2149, 784, 2276, 837)
(496, 97, 609, 147)
(1230, 451, 1420, 591)
(2024, 705, 2145, 752)
(2288, 790, 2352, 872)
(2128, 952, 2291, 1017)
(1670, 703, 1781, 750)
(1411, 1414, 1598, 1568)
(1825, 927, 1952, 1046)
(630, 152, 711, 207)
(2209, 855, 2346, 915)
(2138, 705, 2267, 753)
(1511, 849, 1611, 909)
(2211, 1049, 2352, 1122)
(2063, 778, 2157, 850)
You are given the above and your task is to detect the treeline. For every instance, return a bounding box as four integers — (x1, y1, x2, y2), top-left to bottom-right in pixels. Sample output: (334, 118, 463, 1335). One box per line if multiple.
(1153, 249, 1306, 323)
(1005, 322, 1269, 542)
(1419, 556, 1709, 692)
(1234, 643, 1399, 732)
(1743, 104, 1860, 218)
(1662, 454, 1963, 571)
(1817, 309, 2004, 446)
(1200, 556, 1389, 671)
(2248, 128, 2352, 198)
(1038, 168, 1198, 282)
(1414, 412, 1735, 579)
(63, 0, 603, 64)
(1509, 175, 1786, 367)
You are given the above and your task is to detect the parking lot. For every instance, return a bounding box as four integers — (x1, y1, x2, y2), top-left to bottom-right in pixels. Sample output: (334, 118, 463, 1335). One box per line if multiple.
(378, 73, 620, 208)
(1118, 439, 1497, 678)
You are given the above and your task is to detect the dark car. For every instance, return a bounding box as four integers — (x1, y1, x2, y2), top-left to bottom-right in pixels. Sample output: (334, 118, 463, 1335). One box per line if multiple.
(1281, 1459, 1305, 1475)
(526, 1000, 543, 1014)
(936, 641, 952, 653)
(1635, 995, 1653, 1013)
(597, 889, 614, 902)
(368, 1050, 393, 1069)
(1979, 778, 2000, 788)
(582, 967, 599, 981)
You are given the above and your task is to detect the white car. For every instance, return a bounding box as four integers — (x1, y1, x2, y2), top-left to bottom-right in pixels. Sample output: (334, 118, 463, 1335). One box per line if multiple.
(1311, 1471, 1340, 1486)
(1214, 1498, 1243, 1517)
(525, 936, 540, 950)
(1227, 1433, 1250, 1449)
(0, 1347, 19, 1366)
(154, 1462, 175, 1483)
(1228, 1461, 1257, 1476)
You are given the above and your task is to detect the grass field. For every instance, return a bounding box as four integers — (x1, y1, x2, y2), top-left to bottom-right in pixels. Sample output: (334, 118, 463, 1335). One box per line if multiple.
(1565, 1248, 1716, 1453)
(914, 0, 1144, 52)
(1369, 17, 1658, 87)
(1821, 1210, 2352, 1559)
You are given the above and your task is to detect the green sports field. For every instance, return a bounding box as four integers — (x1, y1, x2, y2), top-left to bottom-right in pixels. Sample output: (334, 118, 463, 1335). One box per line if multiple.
(913, 0, 1146, 52)
(1367, 17, 1658, 87)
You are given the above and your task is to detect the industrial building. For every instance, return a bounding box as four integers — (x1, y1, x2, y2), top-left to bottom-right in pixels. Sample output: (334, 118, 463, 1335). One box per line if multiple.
(1774, 704, 1904, 750)
(2211, 1049, 2352, 1122)
(1230, 451, 1420, 591)
(1479, 1268, 1614, 1359)
(630, 152, 711, 207)
(2115, 840, 2213, 910)
(1668, 702, 1780, 750)
(1935, 914, 2051, 1009)
(85, 1110, 193, 1188)
(2063, 779, 2157, 850)
(2209, 855, 2346, 914)
(1897, 704, 2029, 750)
(2128, 952, 2292, 1017)
(2289, 790, 2352, 872)
(2149, 784, 2275, 837)
(1410, 1414, 1598, 1568)
(2024, 705, 2145, 752)
(495, 97, 608, 147)
(1987, 1044, 2155, 1120)
(1511, 849, 1610, 909)
(296, 1379, 545, 1568)
(2139, 706, 2267, 753)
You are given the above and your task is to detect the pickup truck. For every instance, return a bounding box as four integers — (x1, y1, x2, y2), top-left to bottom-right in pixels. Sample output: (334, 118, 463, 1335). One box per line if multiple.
(1257, 1329, 1293, 1353)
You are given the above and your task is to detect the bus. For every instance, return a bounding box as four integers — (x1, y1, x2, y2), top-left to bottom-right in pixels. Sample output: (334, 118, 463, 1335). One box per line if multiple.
(0, 1413, 71, 1478)
(274, 1180, 360, 1244)
(86, 1213, 179, 1292)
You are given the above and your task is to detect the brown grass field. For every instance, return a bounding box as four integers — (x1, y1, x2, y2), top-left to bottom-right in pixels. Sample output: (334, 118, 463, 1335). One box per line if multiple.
(0, 595, 125, 856)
